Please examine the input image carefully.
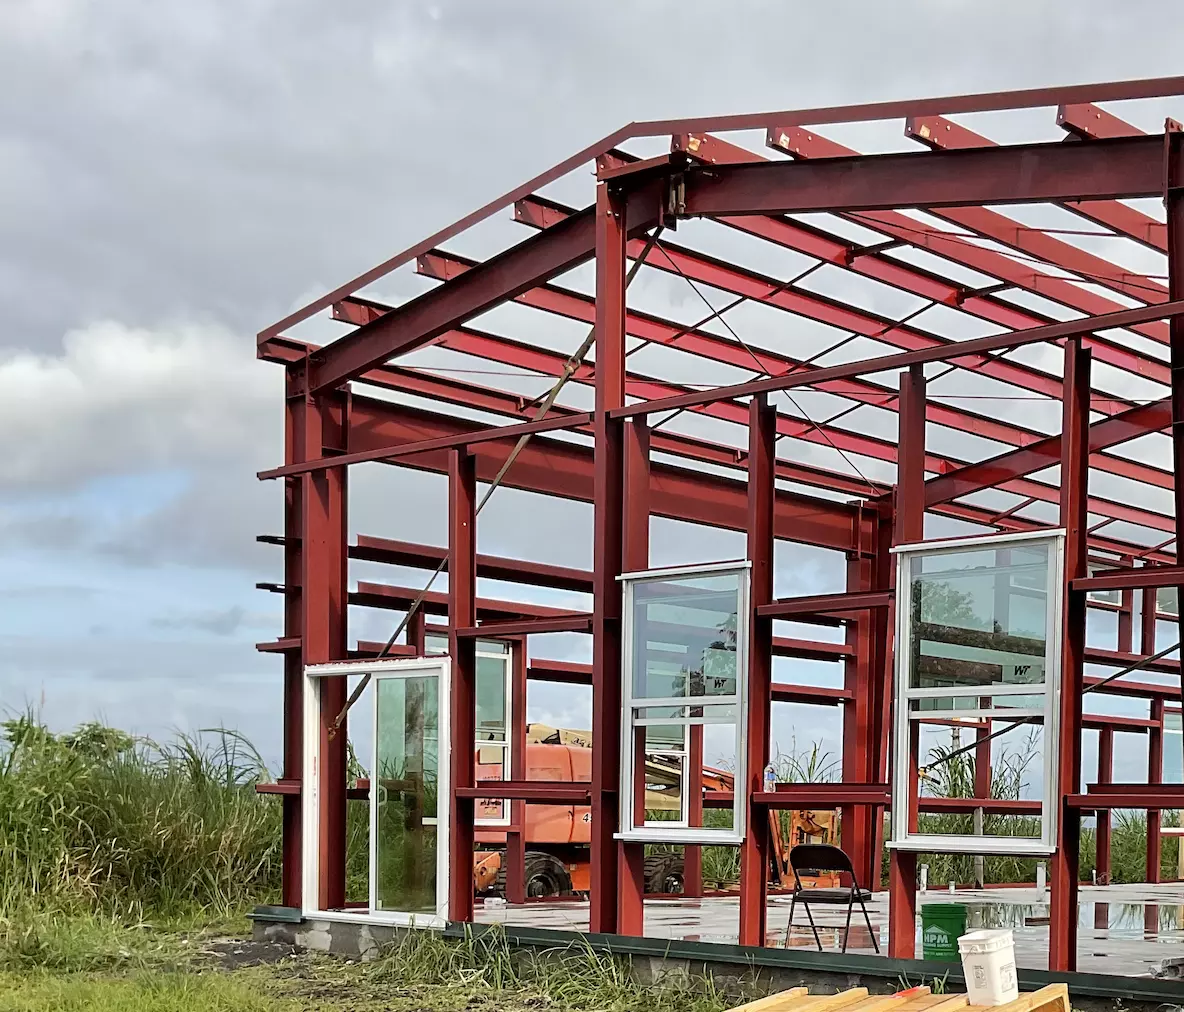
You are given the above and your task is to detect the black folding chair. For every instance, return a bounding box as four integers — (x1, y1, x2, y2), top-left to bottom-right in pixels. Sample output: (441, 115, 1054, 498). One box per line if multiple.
(785, 843, 879, 953)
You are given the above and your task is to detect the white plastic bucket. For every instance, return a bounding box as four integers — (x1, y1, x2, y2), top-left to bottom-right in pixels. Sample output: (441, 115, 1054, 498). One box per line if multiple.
(958, 929, 1018, 1006)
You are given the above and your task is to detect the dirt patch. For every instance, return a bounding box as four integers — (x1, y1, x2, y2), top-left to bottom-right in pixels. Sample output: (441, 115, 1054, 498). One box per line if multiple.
(203, 937, 301, 969)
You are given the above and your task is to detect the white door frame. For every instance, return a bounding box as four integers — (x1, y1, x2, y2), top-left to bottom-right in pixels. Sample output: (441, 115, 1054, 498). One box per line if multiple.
(302, 656, 451, 928)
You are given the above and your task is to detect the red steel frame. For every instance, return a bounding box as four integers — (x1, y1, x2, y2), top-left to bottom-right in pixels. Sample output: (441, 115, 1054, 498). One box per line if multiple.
(259, 77, 1184, 974)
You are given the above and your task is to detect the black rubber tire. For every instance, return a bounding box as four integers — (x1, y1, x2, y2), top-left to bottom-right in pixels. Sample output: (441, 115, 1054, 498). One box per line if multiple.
(644, 852, 685, 895)
(523, 851, 572, 898)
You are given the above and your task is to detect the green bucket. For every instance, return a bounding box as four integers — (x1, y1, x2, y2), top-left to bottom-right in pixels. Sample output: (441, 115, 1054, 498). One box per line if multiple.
(921, 903, 966, 961)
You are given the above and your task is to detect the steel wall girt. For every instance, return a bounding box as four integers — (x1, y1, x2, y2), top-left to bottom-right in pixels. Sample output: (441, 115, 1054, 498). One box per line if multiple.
(271, 332, 1176, 561)
(345, 390, 1176, 563)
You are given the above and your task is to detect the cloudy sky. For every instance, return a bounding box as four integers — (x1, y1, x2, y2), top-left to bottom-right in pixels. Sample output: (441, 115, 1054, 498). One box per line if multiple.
(2, 1, 1182, 781)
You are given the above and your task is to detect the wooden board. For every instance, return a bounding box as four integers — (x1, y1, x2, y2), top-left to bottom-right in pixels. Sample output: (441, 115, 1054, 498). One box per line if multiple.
(726, 984, 1070, 1012)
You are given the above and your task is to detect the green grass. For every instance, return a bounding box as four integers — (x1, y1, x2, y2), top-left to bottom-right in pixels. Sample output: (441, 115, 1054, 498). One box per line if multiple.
(0, 969, 288, 1012)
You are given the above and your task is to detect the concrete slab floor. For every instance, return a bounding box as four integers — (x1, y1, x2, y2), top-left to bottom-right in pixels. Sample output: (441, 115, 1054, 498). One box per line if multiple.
(475, 882, 1184, 977)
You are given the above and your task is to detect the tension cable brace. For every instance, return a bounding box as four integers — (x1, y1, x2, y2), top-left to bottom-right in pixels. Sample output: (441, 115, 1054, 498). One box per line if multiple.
(327, 225, 665, 739)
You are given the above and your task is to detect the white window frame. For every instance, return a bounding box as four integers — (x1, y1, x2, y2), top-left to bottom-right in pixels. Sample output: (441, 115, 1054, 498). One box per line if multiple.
(424, 636, 514, 827)
(888, 529, 1064, 857)
(302, 656, 451, 928)
(616, 560, 750, 846)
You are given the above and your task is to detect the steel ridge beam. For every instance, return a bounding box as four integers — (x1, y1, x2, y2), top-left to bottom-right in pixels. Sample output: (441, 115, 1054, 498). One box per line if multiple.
(609, 299, 1184, 418)
(348, 394, 874, 554)
(925, 397, 1171, 508)
(675, 135, 1164, 217)
(764, 129, 1172, 354)
(306, 176, 664, 393)
(261, 76, 1183, 344)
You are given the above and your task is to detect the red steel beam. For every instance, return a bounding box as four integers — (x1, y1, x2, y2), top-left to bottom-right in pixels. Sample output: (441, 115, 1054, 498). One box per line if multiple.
(1168, 130, 1184, 724)
(618, 417, 650, 933)
(589, 182, 627, 934)
(1096, 726, 1114, 884)
(301, 385, 349, 913)
(771, 683, 853, 706)
(332, 287, 1176, 547)
(259, 411, 593, 480)
(348, 395, 872, 554)
(678, 135, 1164, 218)
(926, 398, 1171, 509)
(889, 363, 925, 959)
(454, 614, 593, 638)
(1072, 564, 1184, 594)
(607, 301, 1184, 421)
(904, 114, 1167, 307)
(345, 391, 1173, 563)
(455, 782, 592, 803)
(757, 590, 893, 618)
(1057, 103, 1173, 249)
(306, 178, 663, 393)
(515, 195, 1167, 416)
(740, 393, 776, 947)
(1148, 699, 1166, 882)
(1050, 339, 1090, 972)
(261, 76, 1184, 345)
(351, 582, 579, 621)
(765, 129, 1173, 360)
(351, 535, 593, 594)
(448, 449, 478, 923)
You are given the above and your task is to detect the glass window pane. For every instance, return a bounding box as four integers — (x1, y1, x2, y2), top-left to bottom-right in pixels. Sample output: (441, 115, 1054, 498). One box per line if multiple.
(909, 544, 1049, 693)
(475, 655, 507, 742)
(374, 674, 439, 914)
(1165, 713, 1183, 784)
(1158, 587, 1179, 617)
(914, 722, 1044, 842)
(631, 572, 741, 700)
(424, 634, 448, 656)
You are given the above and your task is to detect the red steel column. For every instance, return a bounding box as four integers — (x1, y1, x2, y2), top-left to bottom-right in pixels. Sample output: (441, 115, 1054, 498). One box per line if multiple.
(1168, 128, 1184, 740)
(448, 449, 477, 923)
(870, 505, 894, 891)
(507, 637, 528, 906)
(842, 553, 875, 888)
(888, 364, 925, 958)
(303, 384, 349, 911)
(1050, 338, 1090, 972)
(281, 364, 306, 908)
(1148, 698, 1165, 883)
(1096, 727, 1114, 884)
(589, 181, 627, 935)
(1142, 586, 1164, 883)
(618, 418, 650, 933)
(739, 393, 776, 947)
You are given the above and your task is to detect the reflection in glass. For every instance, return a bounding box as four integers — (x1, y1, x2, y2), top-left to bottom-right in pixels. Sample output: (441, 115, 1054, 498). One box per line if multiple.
(631, 573, 741, 700)
(373, 675, 439, 913)
(910, 545, 1049, 694)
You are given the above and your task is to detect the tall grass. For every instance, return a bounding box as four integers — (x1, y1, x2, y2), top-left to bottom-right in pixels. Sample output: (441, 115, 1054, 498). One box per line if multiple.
(0, 714, 282, 948)
(368, 925, 732, 1012)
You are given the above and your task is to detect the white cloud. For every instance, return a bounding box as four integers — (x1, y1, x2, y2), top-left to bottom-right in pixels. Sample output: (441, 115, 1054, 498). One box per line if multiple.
(0, 319, 278, 492)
